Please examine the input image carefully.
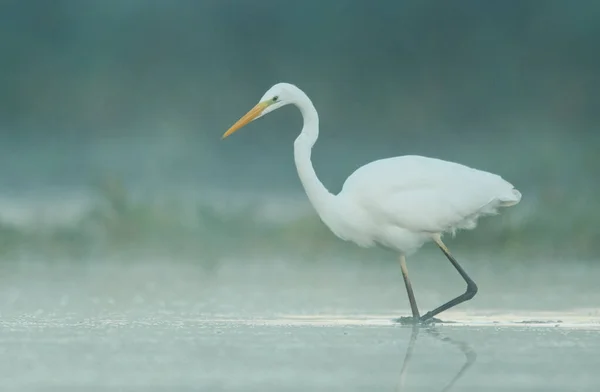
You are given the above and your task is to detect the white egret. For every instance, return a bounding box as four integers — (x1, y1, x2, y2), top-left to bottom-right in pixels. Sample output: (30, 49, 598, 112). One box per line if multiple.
(222, 82, 521, 324)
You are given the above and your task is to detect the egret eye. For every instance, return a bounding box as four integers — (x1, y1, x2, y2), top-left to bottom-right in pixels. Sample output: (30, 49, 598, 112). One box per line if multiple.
(272, 96, 279, 102)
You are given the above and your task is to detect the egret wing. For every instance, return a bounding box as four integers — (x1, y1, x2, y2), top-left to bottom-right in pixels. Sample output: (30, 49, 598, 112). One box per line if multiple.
(341, 155, 518, 233)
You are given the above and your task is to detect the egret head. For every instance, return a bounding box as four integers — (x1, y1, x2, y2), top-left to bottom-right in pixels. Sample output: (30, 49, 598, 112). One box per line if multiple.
(222, 83, 296, 139)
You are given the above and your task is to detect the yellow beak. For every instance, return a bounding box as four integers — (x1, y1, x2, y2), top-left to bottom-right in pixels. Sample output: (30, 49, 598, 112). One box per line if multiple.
(222, 101, 270, 139)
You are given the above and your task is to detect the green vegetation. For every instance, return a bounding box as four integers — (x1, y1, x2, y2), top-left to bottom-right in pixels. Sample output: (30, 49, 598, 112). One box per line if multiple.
(0, 177, 597, 264)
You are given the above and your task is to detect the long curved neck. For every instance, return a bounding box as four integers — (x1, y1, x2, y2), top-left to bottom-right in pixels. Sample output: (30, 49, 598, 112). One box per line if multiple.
(291, 88, 335, 217)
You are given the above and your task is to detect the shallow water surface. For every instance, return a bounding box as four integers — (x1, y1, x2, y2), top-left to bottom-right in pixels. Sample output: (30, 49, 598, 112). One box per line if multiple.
(0, 314, 598, 391)
(0, 260, 598, 390)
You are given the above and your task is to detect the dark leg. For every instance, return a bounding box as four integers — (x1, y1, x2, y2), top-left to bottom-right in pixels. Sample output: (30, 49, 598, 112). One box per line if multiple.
(420, 236, 478, 323)
(399, 254, 420, 321)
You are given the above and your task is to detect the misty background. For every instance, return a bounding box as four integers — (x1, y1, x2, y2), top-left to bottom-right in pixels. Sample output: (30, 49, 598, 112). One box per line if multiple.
(0, 0, 598, 266)
(2, 3, 600, 389)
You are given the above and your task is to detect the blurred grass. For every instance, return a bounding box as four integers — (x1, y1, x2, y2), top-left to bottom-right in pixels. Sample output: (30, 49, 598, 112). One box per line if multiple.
(0, 177, 597, 264)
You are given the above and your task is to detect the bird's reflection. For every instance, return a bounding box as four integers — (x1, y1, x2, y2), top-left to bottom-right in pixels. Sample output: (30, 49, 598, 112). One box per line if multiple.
(397, 326, 477, 392)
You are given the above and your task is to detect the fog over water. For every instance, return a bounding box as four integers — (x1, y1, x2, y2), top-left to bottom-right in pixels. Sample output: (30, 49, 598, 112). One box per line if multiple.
(0, 1, 598, 390)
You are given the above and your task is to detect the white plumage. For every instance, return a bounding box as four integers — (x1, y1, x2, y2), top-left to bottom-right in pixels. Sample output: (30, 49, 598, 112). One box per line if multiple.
(333, 155, 521, 254)
(223, 82, 522, 324)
